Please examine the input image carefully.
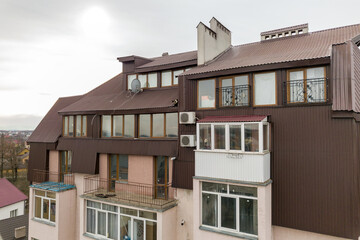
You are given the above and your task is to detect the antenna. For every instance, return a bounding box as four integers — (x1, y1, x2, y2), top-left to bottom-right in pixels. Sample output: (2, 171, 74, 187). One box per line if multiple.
(130, 79, 141, 93)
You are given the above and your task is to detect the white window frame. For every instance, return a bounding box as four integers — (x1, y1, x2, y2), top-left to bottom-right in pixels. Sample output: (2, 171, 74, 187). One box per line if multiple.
(197, 121, 270, 153)
(200, 182, 258, 238)
(10, 209, 17, 218)
(85, 200, 157, 240)
(33, 190, 56, 223)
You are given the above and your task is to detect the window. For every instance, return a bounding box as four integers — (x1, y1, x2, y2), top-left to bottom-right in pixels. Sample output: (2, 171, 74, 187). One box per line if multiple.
(138, 113, 178, 138)
(102, 115, 134, 138)
(197, 122, 270, 153)
(201, 182, 258, 237)
(10, 209, 17, 218)
(161, 69, 185, 87)
(220, 75, 249, 107)
(254, 72, 276, 106)
(34, 190, 56, 223)
(86, 200, 157, 240)
(198, 79, 216, 109)
(60, 151, 72, 181)
(287, 67, 326, 103)
(109, 154, 128, 191)
(127, 73, 158, 89)
(63, 115, 87, 137)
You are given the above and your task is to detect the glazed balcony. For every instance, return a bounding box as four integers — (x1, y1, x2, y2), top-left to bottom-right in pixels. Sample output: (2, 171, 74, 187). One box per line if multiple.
(30, 169, 76, 192)
(83, 175, 176, 210)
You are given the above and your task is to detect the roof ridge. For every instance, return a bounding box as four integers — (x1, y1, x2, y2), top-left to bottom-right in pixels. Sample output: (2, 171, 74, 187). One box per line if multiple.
(150, 50, 197, 60)
(310, 23, 360, 35)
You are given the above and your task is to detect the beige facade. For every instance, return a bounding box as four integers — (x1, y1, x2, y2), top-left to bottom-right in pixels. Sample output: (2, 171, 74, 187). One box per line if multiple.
(272, 226, 351, 240)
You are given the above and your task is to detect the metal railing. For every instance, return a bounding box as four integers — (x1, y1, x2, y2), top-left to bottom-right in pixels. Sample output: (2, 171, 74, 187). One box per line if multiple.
(83, 175, 175, 208)
(218, 84, 250, 107)
(31, 169, 75, 190)
(283, 78, 328, 104)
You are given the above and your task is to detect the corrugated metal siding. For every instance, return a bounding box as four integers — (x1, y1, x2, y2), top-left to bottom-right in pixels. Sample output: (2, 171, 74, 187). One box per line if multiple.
(352, 42, 360, 112)
(28, 143, 48, 181)
(172, 160, 194, 189)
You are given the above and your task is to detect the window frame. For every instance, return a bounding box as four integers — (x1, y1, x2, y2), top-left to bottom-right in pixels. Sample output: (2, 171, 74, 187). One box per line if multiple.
(197, 121, 270, 153)
(33, 190, 56, 223)
(60, 150, 72, 177)
(197, 79, 216, 110)
(138, 113, 178, 138)
(101, 115, 135, 138)
(201, 181, 258, 238)
(108, 154, 129, 188)
(253, 71, 277, 107)
(63, 115, 87, 137)
(10, 209, 18, 218)
(161, 68, 186, 87)
(219, 74, 250, 107)
(127, 73, 158, 90)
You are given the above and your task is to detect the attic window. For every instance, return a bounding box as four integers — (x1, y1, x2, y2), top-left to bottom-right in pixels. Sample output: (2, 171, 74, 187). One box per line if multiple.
(278, 34, 283, 38)
(271, 35, 276, 39)
(265, 36, 270, 40)
(285, 32, 289, 36)
(291, 31, 296, 35)
(298, 29, 303, 34)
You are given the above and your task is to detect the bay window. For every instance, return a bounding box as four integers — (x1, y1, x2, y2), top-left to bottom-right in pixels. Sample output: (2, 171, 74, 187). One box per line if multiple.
(34, 190, 56, 223)
(254, 72, 276, 106)
(201, 182, 258, 236)
(198, 79, 216, 109)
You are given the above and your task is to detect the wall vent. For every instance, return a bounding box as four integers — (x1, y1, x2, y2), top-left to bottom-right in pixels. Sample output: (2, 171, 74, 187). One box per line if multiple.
(261, 23, 308, 41)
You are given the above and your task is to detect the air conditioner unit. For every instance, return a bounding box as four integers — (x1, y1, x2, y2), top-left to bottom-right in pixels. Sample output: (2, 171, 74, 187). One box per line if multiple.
(179, 112, 196, 124)
(14, 226, 26, 239)
(180, 135, 196, 147)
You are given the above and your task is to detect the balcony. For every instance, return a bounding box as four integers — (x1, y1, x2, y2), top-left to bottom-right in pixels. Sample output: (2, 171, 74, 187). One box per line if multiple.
(218, 84, 250, 107)
(83, 175, 176, 210)
(30, 169, 75, 192)
(283, 78, 328, 104)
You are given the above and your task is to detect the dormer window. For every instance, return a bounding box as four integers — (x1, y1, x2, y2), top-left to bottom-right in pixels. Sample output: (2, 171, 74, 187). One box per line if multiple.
(63, 115, 87, 137)
(127, 73, 157, 90)
(161, 69, 186, 87)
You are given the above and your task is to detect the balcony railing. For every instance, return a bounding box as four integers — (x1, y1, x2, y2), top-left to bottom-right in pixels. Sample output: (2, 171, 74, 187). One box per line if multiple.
(283, 78, 328, 104)
(31, 169, 75, 192)
(83, 175, 176, 209)
(218, 84, 250, 107)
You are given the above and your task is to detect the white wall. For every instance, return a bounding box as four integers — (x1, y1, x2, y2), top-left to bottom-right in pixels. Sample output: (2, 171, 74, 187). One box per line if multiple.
(0, 201, 25, 220)
(175, 188, 193, 240)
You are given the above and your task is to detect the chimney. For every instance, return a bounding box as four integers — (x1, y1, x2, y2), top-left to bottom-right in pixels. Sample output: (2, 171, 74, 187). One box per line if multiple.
(197, 17, 231, 65)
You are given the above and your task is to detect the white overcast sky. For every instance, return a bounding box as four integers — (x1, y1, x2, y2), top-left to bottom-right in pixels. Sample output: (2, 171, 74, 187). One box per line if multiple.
(0, 0, 359, 130)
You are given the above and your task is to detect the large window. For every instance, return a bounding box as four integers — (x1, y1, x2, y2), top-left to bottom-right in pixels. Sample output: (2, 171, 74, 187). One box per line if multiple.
(138, 113, 178, 138)
(201, 182, 258, 237)
(197, 122, 269, 153)
(287, 67, 326, 103)
(34, 190, 56, 223)
(63, 115, 87, 137)
(254, 72, 276, 106)
(102, 115, 135, 138)
(86, 200, 157, 240)
(109, 154, 128, 191)
(161, 69, 186, 87)
(198, 79, 216, 109)
(220, 75, 249, 107)
(60, 151, 72, 182)
(127, 73, 158, 89)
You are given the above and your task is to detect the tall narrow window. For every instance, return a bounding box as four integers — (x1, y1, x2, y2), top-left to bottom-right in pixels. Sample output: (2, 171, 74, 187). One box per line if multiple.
(198, 79, 215, 109)
(220, 75, 249, 107)
(214, 125, 225, 150)
(124, 115, 135, 137)
(254, 72, 276, 106)
(60, 151, 72, 182)
(109, 154, 128, 191)
(148, 73, 158, 88)
(230, 125, 242, 150)
(101, 115, 111, 137)
(63, 116, 69, 136)
(165, 113, 178, 137)
(113, 115, 123, 137)
(68, 116, 74, 137)
(199, 124, 211, 150)
(152, 114, 164, 137)
(139, 114, 151, 137)
(76, 115, 81, 137)
(244, 124, 259, 152)
(161, 71, 172, 87)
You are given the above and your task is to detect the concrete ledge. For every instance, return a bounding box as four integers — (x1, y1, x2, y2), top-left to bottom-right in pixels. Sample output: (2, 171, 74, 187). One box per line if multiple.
(193, 176, 272, 186)
(199, 226, 258, 240)
(31, 217, 56, 227)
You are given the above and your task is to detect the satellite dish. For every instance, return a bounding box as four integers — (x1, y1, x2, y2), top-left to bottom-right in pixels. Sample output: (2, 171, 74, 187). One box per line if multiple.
(130, 79, 141, 93)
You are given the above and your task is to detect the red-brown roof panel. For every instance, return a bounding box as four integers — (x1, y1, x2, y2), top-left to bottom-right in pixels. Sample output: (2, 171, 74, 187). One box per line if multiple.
(137, 51, 197, 69)
(198, 115, 267, 123)
(0, 178, 28, 208)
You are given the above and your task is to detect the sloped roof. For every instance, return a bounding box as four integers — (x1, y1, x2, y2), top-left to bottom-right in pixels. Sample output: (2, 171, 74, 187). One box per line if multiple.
(0, 214, 28, 240)
(136, 51, 197, 69)
(198, 115, 267, 123)
(59, 73, 178, 113)
(184, 24, 360, 76)
(27, 95, 83, 143)
(0, 178, 27, 208)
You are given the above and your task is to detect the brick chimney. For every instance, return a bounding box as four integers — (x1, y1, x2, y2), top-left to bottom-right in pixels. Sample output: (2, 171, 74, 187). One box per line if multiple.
(197, 17, 231, 65)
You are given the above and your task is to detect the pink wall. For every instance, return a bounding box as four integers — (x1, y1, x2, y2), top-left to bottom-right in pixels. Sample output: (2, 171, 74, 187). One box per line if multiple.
(128, 155, 154, 185)
(157, 205, 177, 240)
(99, 154, 108, 180)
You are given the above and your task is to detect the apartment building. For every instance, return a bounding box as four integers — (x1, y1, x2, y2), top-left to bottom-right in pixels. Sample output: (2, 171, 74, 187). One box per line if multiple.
(27, 18, 360, 240)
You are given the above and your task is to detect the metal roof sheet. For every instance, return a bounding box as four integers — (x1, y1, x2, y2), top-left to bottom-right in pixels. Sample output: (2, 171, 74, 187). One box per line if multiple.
(136, 51, 197, 69)
(198, 115, 267, 123)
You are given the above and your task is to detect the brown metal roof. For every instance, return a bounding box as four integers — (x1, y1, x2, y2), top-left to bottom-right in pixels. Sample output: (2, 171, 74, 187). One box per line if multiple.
(184, 24, 360, 76)
(197, 115, 267, 123)
(136, 51, 197, 69)
(27, 95, 83, 143)
(261, 23, 308, 36)
(58, 73, 178, 114)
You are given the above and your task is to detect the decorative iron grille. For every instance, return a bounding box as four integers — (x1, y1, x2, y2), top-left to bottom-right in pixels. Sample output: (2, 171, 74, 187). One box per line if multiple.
(284, 78, 328, 104)
(219, 84, 250, 107)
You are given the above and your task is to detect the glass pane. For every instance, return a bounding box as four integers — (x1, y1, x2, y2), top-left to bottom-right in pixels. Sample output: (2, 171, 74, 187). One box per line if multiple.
(198, 79, 215, 108)
(214, 125, 225, 149)
(139, 211, 157, 220)
(161, 71, 172, 87)
(110, 154, 117, 180)
(128, 74, 136, 90)
(306, 67, 324, 79)
(119, 155, 128, 181)
(87, 200, 101, 209)
(67, 151, 72, 173)
(138, 74, 147, 88)
(156, 156, 166, 185)
(97, 211, 106, 236)
(102, 203, 118, 212)
(35, 197, 41, 218)
(146, 221, 157, 240)
(43, 198, 49, 220)
(202, 193, 218, 227)
(124, 115, 135, 137)
(82, 116, 87, 136)
(120, 215, 132, 240)
(202, 182, 227, 193)
(46, 191, 56, 199)
(173, 69, 184, 85)
(221, 78, 233, 107)
(244, 124, 259, 152)
(134, 219, 144, 240)
(254, 72, 276, 106)
(306, 67, 325, 103)
(86, 208, 96, 234)
(64, 116, 68, 136)
(50, 200, 56, 222)
(229, 185, 257, 197)
(240, 199, 258, 235)
(230, 125, 241, 150)
(221, 197, 236, 229)
(199, 124, 211, 150)
(263, 124, 269, 151)
(165, 113, 178, 137)
(76, 115, 81, 137)
(152, 114, 164, 137)
(108, 212, 118, 239)
(120, 207, 138, 216)
(289, 71, 305, 103)
(35, 190, 45, 196)
(234, 75, 248, 86)
(68, 116, 74, 136)
(148, 73, 157, 88)
(139, 114, 151, 137)
(113, 115, 123, 137)
(102, 115, 111, 137)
